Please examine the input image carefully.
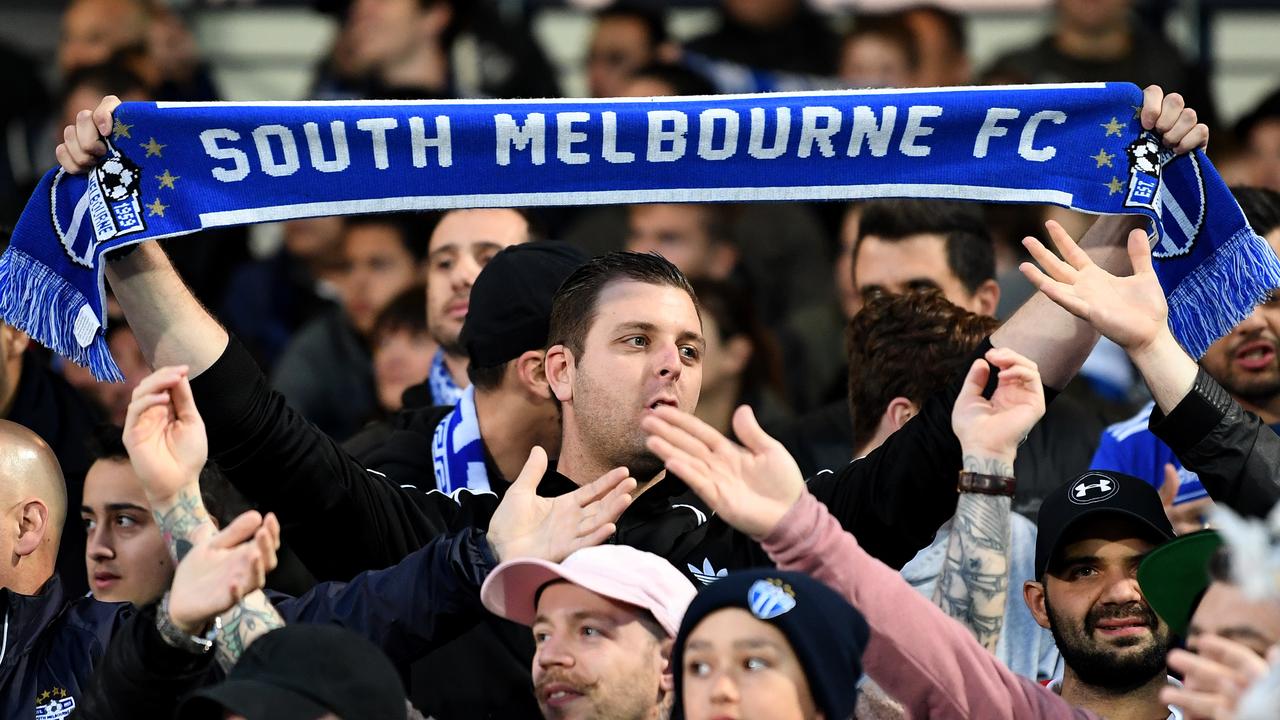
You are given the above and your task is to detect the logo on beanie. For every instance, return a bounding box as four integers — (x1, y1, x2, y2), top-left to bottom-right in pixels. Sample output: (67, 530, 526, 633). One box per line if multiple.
(748, 579, 797, 620)
(1069, 473, 1119, 505)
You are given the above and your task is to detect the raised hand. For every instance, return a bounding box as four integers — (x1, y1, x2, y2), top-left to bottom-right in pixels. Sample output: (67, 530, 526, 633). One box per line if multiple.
(1159, 464, 1216, 535)
(1141, 85, 1209, 155)
(167, 510, 281, 635)
(1020, 220, 1169, 354)
(487, 446, 636, 564)
(1161, 635, 1276, 720)
(123, 366, 208, 504)
(951, 347, 1046, 469)
(642, 405, 803, 541)
(55, 95, 122, 174)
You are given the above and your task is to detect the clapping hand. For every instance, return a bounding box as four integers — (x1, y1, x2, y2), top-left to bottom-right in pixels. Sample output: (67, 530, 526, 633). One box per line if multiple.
(642, 405, 804, 541)
(487, 447, 637, 563)
(167, 510, 281, 635)
(123, 366, 208, 504)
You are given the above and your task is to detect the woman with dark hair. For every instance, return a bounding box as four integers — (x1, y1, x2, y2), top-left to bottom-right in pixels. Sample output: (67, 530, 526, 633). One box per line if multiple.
(690, 279, 791, 437)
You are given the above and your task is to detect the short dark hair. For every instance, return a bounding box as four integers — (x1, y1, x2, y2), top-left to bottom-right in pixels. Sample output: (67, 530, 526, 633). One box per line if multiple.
(845, 289, 1000, 450)
(844, 12, 920, 72)
(61, 62, 148, 105)
(467, 361, 509, 391)
(691, 278, 786, 398)
(903, 4, 967, 57)
(427, 207, 542, 251)
(1235, 86, 1280, 145)
(1234, 186, 1280, 237)
(372, 284, 427, 342)
(87, 424, 239, 527)
(855, 199, 995, 294)
(597, 2, 667, 47)
(629, 62, 717, 97)
(345, 213, 433, 262)
(548, 251, 698, 358)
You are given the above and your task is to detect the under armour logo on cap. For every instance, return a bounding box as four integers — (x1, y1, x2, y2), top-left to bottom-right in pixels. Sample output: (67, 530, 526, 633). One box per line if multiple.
(1069, 473, 1119, 505)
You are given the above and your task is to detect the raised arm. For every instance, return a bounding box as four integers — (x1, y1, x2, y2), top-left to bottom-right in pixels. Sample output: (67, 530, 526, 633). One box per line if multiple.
(1020, 218, 1280, 516)
(934, 349, 1045, 651)
(122, 366, 285, 669)
(640, 404, 1092, 719)
(991, 85, 1208, 389)
(58, 95, 228, 375)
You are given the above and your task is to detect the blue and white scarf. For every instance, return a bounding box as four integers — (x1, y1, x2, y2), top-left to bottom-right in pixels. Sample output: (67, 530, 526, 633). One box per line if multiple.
(431, 385, 490, 494)
(427, 348, 464, 407)
(3, 83, 1278, 380)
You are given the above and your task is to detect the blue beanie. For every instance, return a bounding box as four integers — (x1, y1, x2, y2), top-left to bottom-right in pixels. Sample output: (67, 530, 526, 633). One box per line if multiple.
(671, 569, 869, 720)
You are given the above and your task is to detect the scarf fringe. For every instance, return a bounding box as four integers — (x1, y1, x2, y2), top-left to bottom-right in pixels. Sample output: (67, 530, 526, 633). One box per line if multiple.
(0, 248, 124, 382)
(1166, 227, 1280, 360)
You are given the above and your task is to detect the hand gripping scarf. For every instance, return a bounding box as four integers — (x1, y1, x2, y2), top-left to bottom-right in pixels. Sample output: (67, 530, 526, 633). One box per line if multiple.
(2, 83, 1277, 380)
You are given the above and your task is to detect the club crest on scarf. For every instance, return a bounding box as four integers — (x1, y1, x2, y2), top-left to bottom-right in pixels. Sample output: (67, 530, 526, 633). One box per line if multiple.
(748, 578, 797, 620)
(1121, 131, 1206, 259)
(50, 140, 146, 268)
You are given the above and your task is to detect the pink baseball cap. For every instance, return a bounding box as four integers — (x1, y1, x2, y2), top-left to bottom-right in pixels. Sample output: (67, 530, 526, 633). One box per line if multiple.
(480, 545, 697, 638)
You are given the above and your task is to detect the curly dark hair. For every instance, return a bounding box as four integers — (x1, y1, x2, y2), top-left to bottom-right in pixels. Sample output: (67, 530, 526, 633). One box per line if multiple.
(846, 288, 1000, 451)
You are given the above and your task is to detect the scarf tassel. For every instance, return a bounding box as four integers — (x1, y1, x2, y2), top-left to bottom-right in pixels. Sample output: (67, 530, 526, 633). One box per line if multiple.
(0, 248, 124, 382)
(1166, 227, 1280, 360)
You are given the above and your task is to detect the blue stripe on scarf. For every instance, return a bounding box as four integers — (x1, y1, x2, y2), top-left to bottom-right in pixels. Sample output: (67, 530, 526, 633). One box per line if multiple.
(2, 83, 1277, 379)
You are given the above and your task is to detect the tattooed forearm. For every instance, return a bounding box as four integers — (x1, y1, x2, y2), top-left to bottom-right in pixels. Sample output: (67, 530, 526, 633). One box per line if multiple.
(932, 491, 1011, 653)
(215, 590, 285, 671)
(962, 454, 1015, 478)
(151, 484, 215, 562)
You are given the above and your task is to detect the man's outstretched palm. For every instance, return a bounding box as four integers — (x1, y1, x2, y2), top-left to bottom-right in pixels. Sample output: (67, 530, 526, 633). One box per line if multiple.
(642, 405, 804, 541)
(1020, 221, 1169, 353)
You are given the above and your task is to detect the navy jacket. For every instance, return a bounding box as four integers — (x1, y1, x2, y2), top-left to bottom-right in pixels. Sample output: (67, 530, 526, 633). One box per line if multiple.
(75, 528, 499, 720)
(0, 576, 130, 720)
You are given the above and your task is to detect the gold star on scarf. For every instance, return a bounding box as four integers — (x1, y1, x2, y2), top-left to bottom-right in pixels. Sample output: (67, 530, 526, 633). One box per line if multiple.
(55, 688, 66, 698)
(1106, 176, 1124, 195)
(141, 137, 166, 158)
(37, 691, 50, 703)
(147, 197, 168, 217)
(1091, 148, 1115, 168)
(111, 118, 133, 140)
(1101, 117, 1125, 137)
(156, 169, 179, 189)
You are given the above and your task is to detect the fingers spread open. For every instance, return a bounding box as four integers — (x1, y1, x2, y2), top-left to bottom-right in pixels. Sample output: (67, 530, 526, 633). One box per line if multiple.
(1045, 220, 1093, 271)
(731, 405, 782, 456)
(642, 414, 716, 465)
(512, 446, 549, 492)
(651, 405, 735, 456)
(1021, 236, 1078, 283)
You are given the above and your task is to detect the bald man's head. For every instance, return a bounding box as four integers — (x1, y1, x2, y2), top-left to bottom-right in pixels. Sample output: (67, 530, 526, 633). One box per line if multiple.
(0, 421, 67, 593)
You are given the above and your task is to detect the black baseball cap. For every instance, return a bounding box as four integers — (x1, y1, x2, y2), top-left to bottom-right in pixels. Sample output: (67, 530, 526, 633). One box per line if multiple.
(1137, 529, 1223, 637)
(459, 241, 588, 369)
(178, 624, 407, 720)
(1035, 470, 1176, 579)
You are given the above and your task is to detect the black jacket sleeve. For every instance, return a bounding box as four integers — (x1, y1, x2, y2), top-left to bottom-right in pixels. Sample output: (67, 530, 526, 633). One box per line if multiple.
(275, 528, 499, 670)
(190, 336, 498, 581)
(805, 338, 1061, 571)
(1149, 367, 1280, 517)
(75, 601, 220, 720)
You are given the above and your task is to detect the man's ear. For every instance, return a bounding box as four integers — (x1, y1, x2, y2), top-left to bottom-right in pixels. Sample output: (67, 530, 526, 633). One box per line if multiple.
(15, 499, 50, 557)
(885, 397, 918, 433)
(1024, 580, 1051, 630)
(658, 636, 675, 693)
(515, 350, 552, 401)
(972, 278, 1001, 317)
(544, 345, 574, 404)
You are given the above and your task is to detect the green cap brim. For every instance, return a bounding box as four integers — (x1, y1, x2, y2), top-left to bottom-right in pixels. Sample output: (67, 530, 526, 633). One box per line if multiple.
(1137, 530, 1223, 637)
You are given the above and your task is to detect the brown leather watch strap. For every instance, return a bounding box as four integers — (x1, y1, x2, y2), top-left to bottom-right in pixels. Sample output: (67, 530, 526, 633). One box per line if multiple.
(957, 471, 1017, 497)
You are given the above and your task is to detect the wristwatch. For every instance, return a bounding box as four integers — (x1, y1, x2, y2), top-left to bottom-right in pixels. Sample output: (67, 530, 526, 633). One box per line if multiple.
(156, 591, 221, 655)
(957, 471, 1017, 497)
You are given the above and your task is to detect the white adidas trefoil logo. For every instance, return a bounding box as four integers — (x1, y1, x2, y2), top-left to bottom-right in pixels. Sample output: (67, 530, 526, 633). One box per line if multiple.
(688, 558, 728, 585)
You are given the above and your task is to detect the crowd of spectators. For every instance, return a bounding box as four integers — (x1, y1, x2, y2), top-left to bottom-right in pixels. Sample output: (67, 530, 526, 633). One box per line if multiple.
(1, 1, 1280, 719)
